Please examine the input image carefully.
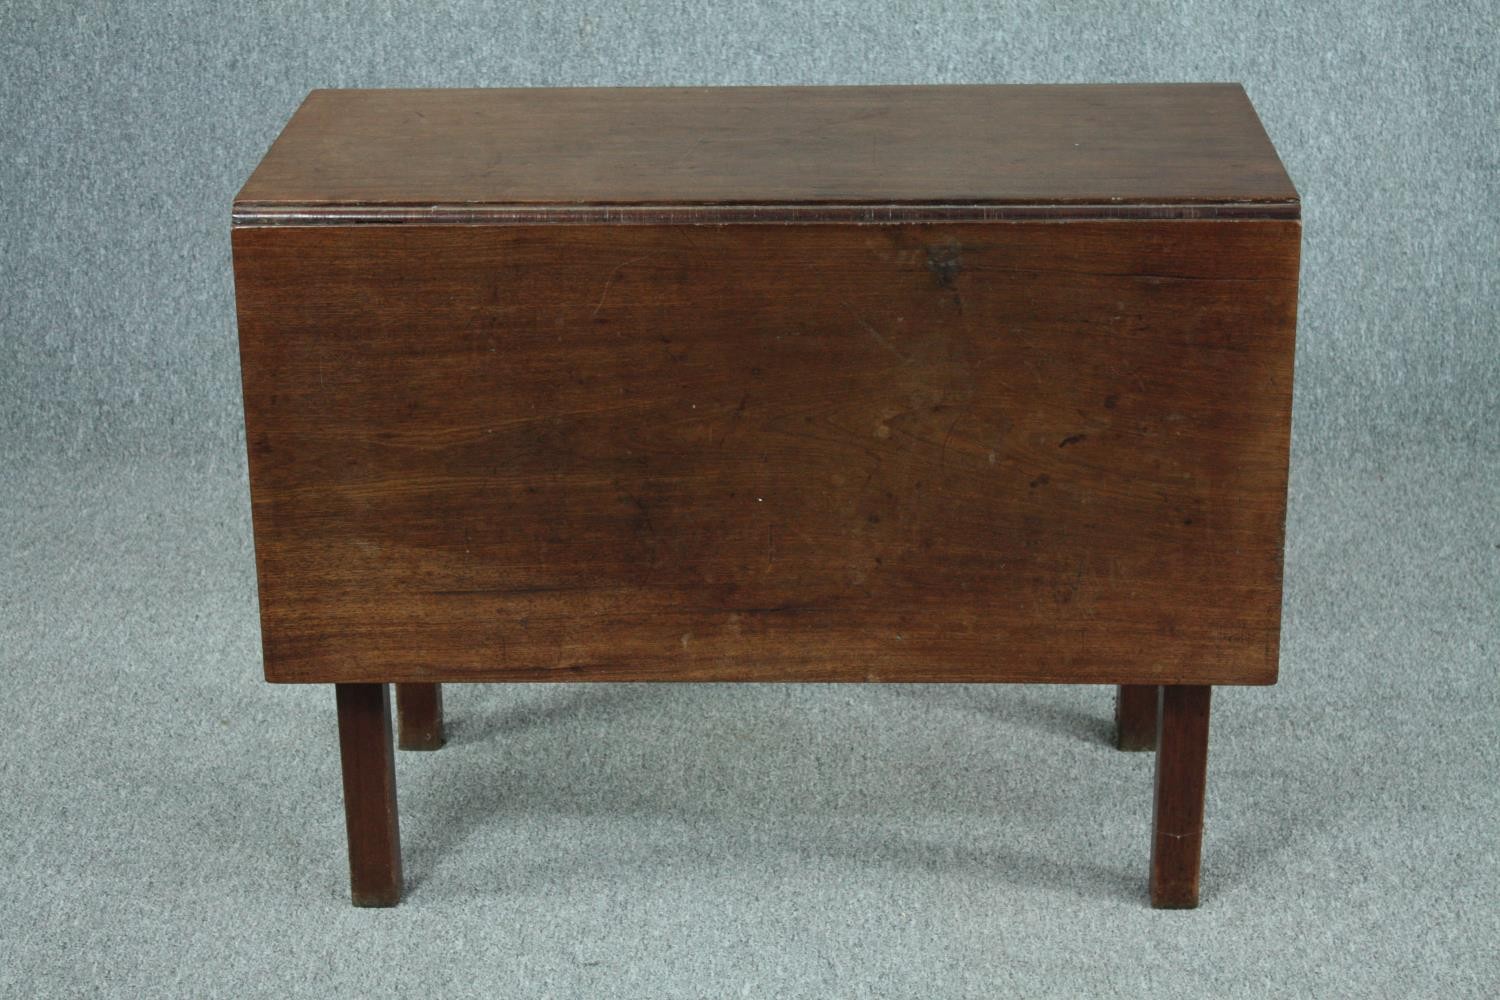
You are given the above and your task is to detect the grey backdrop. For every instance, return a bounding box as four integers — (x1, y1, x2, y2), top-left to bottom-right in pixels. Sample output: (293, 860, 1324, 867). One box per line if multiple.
(2, 2, 1496, 998)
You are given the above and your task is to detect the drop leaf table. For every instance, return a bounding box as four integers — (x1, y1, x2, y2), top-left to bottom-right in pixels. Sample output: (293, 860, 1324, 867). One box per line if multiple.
(232, 84, 1300, 908)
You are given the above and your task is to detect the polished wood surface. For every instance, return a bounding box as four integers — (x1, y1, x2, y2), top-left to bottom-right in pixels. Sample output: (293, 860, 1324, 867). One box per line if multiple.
(233, 85, 1297, 225)
(234, 220, 1298, 685)
(236, 85, 1300, 908)
(1115, 684, 1159, 751)
(395, 683, 445, 751)
(334, 683, 402, 906)
(1150, 685, 1212, 908)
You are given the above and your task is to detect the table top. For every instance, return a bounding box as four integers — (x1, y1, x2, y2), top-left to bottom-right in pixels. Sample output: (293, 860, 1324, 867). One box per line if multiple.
(234, 84, 1299, 226)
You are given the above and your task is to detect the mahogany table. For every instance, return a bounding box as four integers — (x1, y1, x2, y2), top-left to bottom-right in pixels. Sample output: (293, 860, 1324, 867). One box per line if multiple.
(231, 84, 1300, 908)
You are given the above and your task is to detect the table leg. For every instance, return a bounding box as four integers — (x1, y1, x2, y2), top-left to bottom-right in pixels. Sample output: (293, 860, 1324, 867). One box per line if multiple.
(1115, 684, 1159, 751)
(396, 683, 445, 751)
(335, 683, 403, 907)
(1150, 684, 1211, 908)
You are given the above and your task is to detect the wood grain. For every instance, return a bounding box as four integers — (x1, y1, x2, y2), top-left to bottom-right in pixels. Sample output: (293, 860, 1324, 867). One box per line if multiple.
(234, 220, 1298, 685)
(233, 84, 1298, 224)
(1150, 684, 1212, 908)
(334, 683, 402, 906)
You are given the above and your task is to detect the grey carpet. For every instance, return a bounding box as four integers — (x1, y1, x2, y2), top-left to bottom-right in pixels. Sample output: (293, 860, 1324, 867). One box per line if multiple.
(2, 1, 1498, 997)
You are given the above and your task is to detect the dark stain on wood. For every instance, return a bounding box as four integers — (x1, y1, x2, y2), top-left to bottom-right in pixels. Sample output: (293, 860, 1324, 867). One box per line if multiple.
(925, 241, 964, 289)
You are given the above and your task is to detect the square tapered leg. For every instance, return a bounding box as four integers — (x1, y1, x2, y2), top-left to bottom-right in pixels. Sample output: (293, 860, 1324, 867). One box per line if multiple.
(335, 683, 403, 907)
(396, 683, 445, 751)
(1115, 684, 1159, 751)
(1150, 684, 1212, 908)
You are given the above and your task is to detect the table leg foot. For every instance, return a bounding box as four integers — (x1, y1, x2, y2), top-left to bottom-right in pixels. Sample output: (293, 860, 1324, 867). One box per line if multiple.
(336, 683, 403, 907)
(1115, 684, 1159, 751)
(1149, 684, 1211, 908)
(396, 683, 445, 751)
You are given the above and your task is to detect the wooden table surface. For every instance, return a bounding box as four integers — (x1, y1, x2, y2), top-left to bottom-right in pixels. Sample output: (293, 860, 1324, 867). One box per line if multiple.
(234, 83, 1298, 224)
